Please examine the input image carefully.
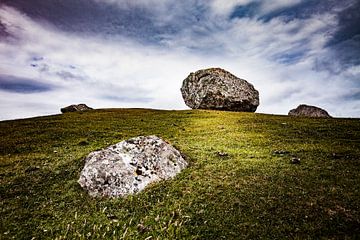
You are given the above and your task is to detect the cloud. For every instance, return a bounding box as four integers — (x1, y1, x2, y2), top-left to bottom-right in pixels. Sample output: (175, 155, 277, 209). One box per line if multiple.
(0, 5, 194, 119)
(208, 0, 304, 18)
(0, 74, 53, 93)
(259, 0, 303, 14)
(0, 1, 359, 120)
(0, 21, 9, 38)
(210, 0, 254, 16)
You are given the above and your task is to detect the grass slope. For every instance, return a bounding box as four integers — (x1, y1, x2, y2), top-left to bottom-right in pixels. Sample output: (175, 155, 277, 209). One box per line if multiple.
(1, 109, 360, 239)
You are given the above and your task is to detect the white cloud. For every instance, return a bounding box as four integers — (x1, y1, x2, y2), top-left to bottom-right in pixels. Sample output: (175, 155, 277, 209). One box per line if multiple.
(93, 0, 304, 22)
(0, 3, 359, 120)
(209, 0, 303, 16)
(210, 0, 254, 16)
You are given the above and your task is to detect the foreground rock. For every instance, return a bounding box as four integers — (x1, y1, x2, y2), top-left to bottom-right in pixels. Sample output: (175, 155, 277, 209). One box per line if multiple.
(181, 68, 259, 112)
(288, 104, 331, 118)
(78, 135, 188, 197)
(61, 104, 92, 113)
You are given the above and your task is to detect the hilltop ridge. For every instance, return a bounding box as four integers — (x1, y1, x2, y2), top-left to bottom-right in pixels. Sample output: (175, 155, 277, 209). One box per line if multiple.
(1, 109, 360, 239)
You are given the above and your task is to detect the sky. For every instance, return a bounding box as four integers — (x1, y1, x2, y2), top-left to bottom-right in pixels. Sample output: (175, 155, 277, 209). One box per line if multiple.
(0, 0, 359, 120)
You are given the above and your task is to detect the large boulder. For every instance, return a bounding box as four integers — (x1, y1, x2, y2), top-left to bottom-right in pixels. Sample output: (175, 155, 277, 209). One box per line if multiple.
(181, 68, 259, 112)
(61, 104, 92, 113)
(288, 104, 331, 118)
(78, 135, 188, 197)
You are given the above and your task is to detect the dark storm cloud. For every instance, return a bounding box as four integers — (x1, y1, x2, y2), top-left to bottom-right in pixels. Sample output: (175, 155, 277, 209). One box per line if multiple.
(328, 0, 360, 45)
(315, 35, 360, 74)
(326, 1, 360, 68)
(230, 2, 261, 19)
(229, 0, 325, 21)
(229, 0, 356, 22)
(4, 0, 359, 63)
(228, 0, 360, 73)
(0, 21, 9, 38)
(1, 0, 175, 43)
(0, 75, 53, 93)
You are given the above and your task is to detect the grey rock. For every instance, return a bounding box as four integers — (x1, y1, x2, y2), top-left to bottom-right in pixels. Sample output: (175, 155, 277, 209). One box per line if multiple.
(216, 151, 229, 157)
(288, 104, 331, 118)
(61, 104, 92, 113)
(290, 157, 301, 164)
(78, 135, 188, 197)
(181, 68, 259, 112)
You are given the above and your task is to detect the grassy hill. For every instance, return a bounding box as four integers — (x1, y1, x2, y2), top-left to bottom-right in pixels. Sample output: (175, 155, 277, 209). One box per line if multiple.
(1, 109, 360, 239)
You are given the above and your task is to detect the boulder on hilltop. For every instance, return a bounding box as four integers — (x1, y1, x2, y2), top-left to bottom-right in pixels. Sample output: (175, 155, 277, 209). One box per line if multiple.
(181, 68, 259, 112)
(61, 104, 92, 113)
(288, 104, 331, 118)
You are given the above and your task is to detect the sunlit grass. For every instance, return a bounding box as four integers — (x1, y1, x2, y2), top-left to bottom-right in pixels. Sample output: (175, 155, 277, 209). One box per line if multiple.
(1, 109, 359, 239)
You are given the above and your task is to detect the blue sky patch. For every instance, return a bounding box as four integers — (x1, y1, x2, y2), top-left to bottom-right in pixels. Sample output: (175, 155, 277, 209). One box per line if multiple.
(273, 51, 306, 65)
(230, 2, 261, 19)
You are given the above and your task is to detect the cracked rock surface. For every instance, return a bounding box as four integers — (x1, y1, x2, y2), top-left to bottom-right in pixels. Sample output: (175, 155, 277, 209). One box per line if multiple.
(181, 68, 259, 112)
(78, 135, 188, 197)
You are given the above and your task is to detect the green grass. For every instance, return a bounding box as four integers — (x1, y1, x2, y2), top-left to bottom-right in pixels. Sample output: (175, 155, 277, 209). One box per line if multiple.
(1, 108, 360, 239)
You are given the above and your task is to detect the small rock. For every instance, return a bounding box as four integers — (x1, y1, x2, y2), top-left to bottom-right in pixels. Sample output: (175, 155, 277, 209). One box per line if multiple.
(288, 104, 331, 118)
(217, 151, 229, 157)
(290, 157, 301, 164)
(61, 103, 93, 113)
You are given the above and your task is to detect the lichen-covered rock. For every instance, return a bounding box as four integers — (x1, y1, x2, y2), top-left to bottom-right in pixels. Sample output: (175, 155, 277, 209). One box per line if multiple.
(61, 104, 92, 113)
(181, 68, 259, 112)
(78, 135, 188, 197)
(288, 104, 331, 118)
